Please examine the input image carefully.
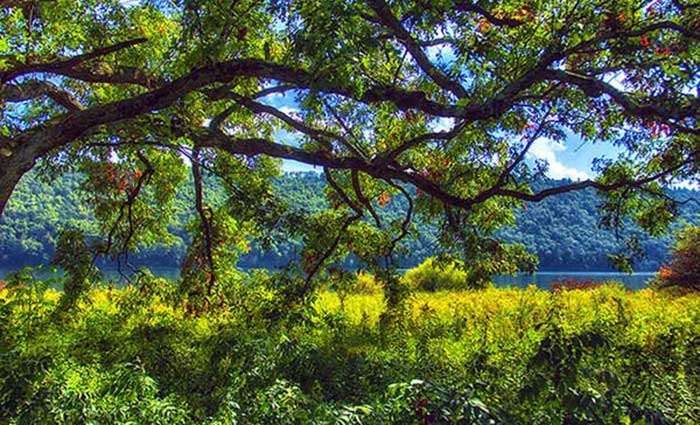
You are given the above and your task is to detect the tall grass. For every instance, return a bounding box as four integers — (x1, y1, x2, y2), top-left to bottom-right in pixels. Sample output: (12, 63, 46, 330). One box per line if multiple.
(0, 280, 698, 423)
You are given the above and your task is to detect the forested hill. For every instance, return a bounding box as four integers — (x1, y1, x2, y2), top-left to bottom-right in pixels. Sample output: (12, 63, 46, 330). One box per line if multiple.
(2, 172, 699, 271)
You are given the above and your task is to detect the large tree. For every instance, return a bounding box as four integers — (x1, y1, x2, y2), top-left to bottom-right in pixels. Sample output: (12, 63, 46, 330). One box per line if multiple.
(2, 0, 700, 288)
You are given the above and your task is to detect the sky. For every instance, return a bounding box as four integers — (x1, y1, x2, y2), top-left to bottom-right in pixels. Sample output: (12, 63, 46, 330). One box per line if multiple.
(266, 90, 618, 180)
(263, 39, 622, 180)
(280, 134, 618, 179)
(526, 135, 622, 181)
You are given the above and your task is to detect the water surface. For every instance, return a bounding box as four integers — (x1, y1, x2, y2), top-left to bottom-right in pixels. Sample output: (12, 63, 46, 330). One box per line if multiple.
(0, 266, 656, 290)
(493, 271, 655, 290)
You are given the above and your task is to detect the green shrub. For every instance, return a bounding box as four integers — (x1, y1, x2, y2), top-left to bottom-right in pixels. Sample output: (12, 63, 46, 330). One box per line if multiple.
(353, 271, 383, 295)
(404, 257, 488, 291)
(1, 275, 699, 424)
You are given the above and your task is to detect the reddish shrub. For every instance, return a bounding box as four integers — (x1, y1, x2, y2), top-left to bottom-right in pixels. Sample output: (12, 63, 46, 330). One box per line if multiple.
(655, 226, 700, 291)
(551, 278, 605, 292)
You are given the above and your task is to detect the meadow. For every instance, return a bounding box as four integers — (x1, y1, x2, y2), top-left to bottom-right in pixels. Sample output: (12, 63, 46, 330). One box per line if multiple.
(0, 275, 698, 424)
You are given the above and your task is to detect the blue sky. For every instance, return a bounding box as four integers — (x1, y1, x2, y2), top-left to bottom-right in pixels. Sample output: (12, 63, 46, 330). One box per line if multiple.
(264, 42, 620, 180)
(526, 134, 622, 181)
(265, 91, 616, 180)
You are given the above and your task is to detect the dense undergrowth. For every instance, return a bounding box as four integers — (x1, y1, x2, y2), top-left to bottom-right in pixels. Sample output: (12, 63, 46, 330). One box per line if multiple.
(0, 276, 699, 424)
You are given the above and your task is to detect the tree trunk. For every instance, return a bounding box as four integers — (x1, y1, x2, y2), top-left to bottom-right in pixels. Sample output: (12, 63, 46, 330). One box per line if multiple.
(0, 148, 36, 216)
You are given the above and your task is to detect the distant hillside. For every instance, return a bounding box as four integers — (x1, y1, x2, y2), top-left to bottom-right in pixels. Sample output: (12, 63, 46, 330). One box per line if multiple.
(1, 171, 699, 271)
(498, 180, 700, 270)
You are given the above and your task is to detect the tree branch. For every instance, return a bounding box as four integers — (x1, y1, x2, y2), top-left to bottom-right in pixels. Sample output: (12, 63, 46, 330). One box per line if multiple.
(544, 69, 700, 121)
(1, 80, 83, 111)
(368, 0, 468, 98)
(1, 38, 150, 84)
(191, 145, 217, 294)
(352, 170, 382, 227)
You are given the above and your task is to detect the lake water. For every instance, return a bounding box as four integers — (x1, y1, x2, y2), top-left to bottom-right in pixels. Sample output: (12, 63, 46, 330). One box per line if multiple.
(0, 266, 656, 290)
(492, 271, 655, 290)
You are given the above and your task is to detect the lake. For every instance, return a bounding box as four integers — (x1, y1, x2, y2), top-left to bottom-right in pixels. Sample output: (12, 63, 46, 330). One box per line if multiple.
(492, 271, 655, 290)
(0, 266, 657, 290)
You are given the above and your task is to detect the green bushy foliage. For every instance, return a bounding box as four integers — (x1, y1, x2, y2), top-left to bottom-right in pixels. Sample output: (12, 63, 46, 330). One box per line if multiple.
(404, 249, 537, 292)
(0, 274, 699, 424)
(6, 172, 700, 272)
(351, 271, 383, 295)
(404, 257, 487, 291)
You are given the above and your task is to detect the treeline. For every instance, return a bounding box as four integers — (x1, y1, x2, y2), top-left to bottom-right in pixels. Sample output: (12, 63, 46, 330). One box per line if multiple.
(2, 172, 699, 271)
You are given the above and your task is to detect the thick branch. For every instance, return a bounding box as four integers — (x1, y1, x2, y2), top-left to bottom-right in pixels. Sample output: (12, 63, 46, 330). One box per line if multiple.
(368, 0, 468, 98)
(1, 38, 149, 84)
(1, 80, 82, 110)
(324, 168, 362, 214)
(544, 69, 700, 121)
(384, 179, 413, 251)
(192, 146, 217, 294)
(351, 170, 382, 227)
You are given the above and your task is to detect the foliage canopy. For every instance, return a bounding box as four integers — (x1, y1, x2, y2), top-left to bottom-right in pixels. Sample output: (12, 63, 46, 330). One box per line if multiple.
(2, 0, 700, 294)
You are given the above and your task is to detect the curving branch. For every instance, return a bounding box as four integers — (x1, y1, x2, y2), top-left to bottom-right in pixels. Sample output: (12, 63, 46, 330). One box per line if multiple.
(324, 168, 362, 214)
(544, 69, 700, 121)
(1, 16, 699, 221)
(379, 121, 465, 161)
(1, 38, 152, 85)
(473, 108, 555, 199)
(384, 179, 413, 251)
(197, 128, 698, 213)
(1, 80, 83, 111)
(352, 170, 382, 227)
(191, 145, 217, 294)
(225, 92, 366, 158)
(494, 151, 700, 204)
(301, 212, 362, 296)
(368, 0, 468, 98)
(92, 150, 155, 278)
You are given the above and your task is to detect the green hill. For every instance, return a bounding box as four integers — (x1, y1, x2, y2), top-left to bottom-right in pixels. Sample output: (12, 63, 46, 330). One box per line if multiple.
(1, 171, 699, 271)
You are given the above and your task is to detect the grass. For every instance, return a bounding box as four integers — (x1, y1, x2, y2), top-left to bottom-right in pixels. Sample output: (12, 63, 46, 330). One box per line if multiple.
(1, 280, 699, 423)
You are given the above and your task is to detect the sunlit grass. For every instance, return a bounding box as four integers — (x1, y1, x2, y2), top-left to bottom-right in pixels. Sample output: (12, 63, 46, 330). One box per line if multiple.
(2, 281, 699, 423)
(316, 283, 700, 344)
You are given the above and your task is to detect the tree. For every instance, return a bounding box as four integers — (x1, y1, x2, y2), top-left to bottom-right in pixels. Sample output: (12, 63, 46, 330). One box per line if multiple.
(2, 0, 700, 294)
(656, 225, 700, 290)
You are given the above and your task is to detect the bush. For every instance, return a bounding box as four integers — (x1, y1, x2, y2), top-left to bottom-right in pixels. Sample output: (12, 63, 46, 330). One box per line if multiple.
(404, 257, 488, 291)
(655, 225, 700, 291)
(2, 274, 699, 423)
(550, 277, 606, 292)
(353, 271, 383, 295)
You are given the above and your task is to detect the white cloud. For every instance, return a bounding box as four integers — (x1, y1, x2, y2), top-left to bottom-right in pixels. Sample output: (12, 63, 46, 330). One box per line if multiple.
(527, 137, 590, 181)
(604, 71, 627, 91)
(265, 92, 286, 100)
(671, 179, 699, 190)
(278, 106, 300, 118)
(429, 117, 453, 132)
